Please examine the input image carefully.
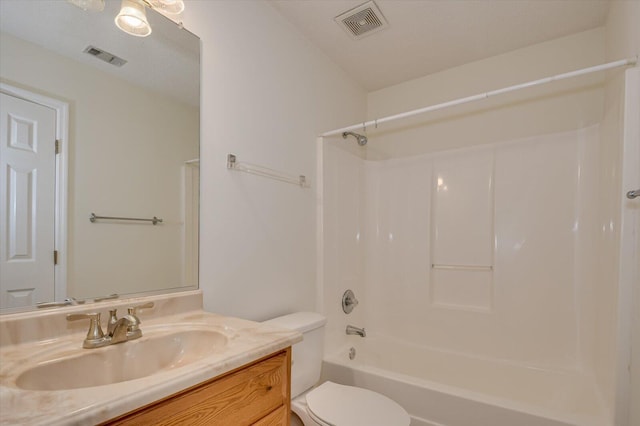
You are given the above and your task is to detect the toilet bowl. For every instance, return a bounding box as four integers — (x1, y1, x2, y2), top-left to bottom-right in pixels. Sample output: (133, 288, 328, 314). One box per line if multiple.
(293, 381, 410, 426)
(263, 312, 410, 426)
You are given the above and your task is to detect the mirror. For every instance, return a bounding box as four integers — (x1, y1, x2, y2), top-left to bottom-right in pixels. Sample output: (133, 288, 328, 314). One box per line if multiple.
(0, 0, 200, 311)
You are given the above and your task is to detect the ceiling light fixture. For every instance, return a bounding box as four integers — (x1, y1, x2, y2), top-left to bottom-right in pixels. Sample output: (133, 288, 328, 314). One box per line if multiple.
(146, 0, 185, 15)
(66, 0, 105, 12)
(115, 0, 152, 37)
(70, 0, 185, 38)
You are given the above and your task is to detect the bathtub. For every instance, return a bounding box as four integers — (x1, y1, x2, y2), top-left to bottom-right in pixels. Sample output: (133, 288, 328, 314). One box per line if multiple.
(320, 336, 608, 426)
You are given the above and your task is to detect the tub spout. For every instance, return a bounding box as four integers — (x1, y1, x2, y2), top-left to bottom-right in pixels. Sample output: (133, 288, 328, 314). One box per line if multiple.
(346, 325, 366, 337)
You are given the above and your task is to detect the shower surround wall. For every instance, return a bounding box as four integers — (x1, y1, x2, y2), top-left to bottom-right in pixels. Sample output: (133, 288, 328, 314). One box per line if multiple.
(323, 128, 611, 423)
(360, 125, 600, 368)
(321, 26, 638, 425)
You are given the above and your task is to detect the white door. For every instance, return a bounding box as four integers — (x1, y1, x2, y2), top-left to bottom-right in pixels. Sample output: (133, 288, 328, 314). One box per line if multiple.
(0, 92, 57, 309)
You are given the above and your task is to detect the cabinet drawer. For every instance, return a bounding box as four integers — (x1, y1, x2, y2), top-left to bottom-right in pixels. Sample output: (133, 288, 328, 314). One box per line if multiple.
(253, 405, 288, 426)
(105, 349, 290, 426)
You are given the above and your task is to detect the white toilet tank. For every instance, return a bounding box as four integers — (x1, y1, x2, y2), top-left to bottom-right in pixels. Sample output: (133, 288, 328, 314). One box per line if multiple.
(263, 312, 326, 398)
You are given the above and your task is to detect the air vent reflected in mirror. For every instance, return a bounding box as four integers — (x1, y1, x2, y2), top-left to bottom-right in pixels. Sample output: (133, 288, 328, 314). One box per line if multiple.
(83, 45, 127, 67)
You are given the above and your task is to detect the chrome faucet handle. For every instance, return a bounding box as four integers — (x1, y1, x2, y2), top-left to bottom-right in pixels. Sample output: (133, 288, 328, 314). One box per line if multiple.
(66, 312, 108, 348)
(127, 301, 154, 316)
(125, 302, 154, 339)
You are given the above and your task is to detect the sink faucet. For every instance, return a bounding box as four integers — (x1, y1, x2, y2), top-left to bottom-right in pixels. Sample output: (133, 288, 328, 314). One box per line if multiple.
(109, 314, 139, 344)
(67, 312, 136, 348)
(346, 324, 366, 337)
(67, 302, 154, 349)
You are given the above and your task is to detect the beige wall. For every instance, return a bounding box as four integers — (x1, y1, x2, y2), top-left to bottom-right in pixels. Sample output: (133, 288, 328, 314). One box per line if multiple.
(0, 33, 199, 300)
(182, 1, 366, 321)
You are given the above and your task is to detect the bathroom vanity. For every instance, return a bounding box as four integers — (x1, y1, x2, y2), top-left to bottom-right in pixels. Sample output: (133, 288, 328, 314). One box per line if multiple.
(0, 291, 301, 425)
(104, 349, 291, 425)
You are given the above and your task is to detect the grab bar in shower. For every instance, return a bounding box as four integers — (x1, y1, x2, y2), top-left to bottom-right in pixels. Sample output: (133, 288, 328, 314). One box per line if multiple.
(227, 154, 309, 188)
(89, 213, 163, 225)
(432, 264, 493, 271)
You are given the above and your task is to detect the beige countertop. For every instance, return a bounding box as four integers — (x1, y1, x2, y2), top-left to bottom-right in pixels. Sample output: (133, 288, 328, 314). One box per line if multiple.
(0, 291, 301, 425)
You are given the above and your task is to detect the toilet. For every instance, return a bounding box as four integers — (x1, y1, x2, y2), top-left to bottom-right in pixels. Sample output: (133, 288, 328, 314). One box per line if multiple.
(264, 312, 410, 426)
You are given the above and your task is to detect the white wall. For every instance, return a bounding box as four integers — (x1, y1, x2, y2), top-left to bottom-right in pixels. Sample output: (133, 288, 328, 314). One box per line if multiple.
(322, 141, 367, 352)
(365, 28, 605, 159)
(0, 33, 198, 300)
(602, 2, 640, 424)
(181, 1, 366, 321)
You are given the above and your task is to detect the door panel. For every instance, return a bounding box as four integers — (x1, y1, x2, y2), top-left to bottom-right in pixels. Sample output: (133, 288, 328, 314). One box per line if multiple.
(0, 92, 56, 308)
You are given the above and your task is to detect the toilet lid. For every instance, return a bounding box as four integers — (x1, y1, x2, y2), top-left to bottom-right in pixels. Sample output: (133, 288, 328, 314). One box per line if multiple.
(305, 381, 410, 426)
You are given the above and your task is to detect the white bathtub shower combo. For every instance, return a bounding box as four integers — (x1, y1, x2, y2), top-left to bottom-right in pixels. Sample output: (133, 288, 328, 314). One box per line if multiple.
(318, 52, 639, 426)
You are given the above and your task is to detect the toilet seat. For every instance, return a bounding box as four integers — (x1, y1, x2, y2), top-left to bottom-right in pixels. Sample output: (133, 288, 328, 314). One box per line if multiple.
(304, 381, 410, 426)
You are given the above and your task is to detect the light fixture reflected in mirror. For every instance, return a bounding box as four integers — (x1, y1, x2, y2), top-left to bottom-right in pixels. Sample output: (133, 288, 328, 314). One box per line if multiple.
(147, 0, 185, 15)
(115, 0, 152, 37)
(66, 0, 105, 12)
(68, 0, 186, 38)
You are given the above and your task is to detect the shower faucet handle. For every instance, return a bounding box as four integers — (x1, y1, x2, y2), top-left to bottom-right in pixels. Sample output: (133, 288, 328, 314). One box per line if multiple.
(342, 289, 359, 314)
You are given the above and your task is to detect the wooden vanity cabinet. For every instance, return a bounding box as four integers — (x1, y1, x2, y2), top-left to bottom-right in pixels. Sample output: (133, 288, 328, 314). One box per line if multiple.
(103, 348, 291, 426)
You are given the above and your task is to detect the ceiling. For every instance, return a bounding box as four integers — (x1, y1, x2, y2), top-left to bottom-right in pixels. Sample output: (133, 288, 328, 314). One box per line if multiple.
(269, 0, 612, 91)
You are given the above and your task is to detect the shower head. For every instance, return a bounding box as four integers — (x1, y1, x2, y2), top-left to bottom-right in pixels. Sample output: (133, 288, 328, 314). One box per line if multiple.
(342, 131, 368, 146)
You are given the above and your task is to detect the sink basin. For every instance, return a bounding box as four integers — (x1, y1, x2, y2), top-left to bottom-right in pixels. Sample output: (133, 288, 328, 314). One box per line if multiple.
(15, 328, 228, 391)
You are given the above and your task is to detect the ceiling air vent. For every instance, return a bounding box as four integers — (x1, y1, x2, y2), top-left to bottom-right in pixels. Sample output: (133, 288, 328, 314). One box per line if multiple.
(83, 45, 127, 67)
(335, 1, 388, 40)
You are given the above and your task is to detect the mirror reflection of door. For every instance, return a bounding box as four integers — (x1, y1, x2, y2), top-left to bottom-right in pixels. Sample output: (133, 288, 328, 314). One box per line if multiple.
(0, 92, 57, 309)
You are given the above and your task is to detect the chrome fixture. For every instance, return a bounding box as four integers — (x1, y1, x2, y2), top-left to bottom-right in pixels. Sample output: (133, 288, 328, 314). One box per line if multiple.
(346, 324, 366, 337)
(431, 264, 493, 271)
(67, 312, 136, 348)
(66, 302, 154, 349)
(125, 301, 155, 339)
(90, 212, 163, 225)
(107, 309, 120, 336)
(94, 293, 119, 302)
(342, 289, 359, 314)
(342, 131, 368, 146)
(627, 189, 640, 199)
(36, 297, 85, 308)
(349, 347, 356, 360)
(227, 153, 309, 188)
(36, 293, 118, 308)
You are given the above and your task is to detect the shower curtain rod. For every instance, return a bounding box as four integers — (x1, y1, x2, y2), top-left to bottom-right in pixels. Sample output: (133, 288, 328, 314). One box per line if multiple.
(320, 56, 638, 138)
